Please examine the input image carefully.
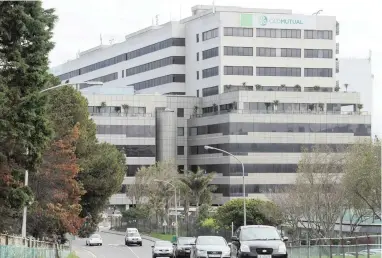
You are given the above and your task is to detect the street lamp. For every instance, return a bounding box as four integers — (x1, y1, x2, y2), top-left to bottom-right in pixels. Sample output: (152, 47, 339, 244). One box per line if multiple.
(154, 179, 178, 238)
(21, 80, 103, 238)
(204, 145, 247, 226)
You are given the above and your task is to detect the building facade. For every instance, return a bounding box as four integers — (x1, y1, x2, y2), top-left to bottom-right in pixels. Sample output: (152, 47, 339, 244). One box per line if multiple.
(51, 5, 372, 209)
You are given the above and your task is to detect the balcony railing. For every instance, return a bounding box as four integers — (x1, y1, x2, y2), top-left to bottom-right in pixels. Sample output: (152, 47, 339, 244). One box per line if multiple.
(191, 109, 369, 118)
(90, 112, 154, 117)
(336, 42, 339, 54)
(336, 21, 340, 35)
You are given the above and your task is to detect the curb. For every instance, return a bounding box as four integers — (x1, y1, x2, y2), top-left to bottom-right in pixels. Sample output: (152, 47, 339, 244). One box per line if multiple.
(101, 230, 159, 242)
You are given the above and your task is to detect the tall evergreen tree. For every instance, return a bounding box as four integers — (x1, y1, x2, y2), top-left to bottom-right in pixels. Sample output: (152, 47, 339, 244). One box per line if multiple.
(0, 2, 57, 233)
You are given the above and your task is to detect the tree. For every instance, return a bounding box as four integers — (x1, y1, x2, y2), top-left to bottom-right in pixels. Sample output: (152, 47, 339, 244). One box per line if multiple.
(28, 124, 85, 239)
(292, 145, 345, 238)
(0, 2, 57, 233)
(342, 139, 381, 220)
(78, 142, 125, 235)
(214, 199, 282, 230)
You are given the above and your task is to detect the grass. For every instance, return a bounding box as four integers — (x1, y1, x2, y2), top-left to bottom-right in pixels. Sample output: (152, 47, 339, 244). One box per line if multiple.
(67, 252, 80, 258)
(149, 233, 174, 241)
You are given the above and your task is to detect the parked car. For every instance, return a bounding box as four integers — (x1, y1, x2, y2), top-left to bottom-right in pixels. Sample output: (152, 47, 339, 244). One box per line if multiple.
(190, 236, 231, 258)
(174, 237, 196, 258)
(86, 234, 103, 246)
(152, 240, 174, 258)
(125, 231, 142, 246)
(230, 225, 288, 258)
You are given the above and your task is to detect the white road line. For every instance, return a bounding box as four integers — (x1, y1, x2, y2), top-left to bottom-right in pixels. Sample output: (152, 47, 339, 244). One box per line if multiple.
(81, 247, 97, 258)
(127, 246, 141, 258)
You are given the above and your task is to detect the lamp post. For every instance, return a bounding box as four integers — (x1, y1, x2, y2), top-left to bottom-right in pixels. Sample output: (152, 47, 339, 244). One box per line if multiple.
(154, 179, 178, 237)
(204, 145, 247, 226)
(21, 80, 103, 238)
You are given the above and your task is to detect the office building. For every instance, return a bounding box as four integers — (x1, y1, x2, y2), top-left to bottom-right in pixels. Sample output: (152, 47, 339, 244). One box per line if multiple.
(52, 5, 371, 208)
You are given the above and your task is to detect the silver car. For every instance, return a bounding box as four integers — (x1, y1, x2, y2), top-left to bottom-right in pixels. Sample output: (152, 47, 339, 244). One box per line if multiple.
(191, 236, 231, 258)
(152, 240, 174, 258)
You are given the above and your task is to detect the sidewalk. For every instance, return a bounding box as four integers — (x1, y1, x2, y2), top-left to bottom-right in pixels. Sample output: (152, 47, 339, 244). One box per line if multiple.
(101, 229, 160, 242)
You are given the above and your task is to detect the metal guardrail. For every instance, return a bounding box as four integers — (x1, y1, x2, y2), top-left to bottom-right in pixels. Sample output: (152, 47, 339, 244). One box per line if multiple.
(0, 234, 70, 258)
(287, 235, 382, 258)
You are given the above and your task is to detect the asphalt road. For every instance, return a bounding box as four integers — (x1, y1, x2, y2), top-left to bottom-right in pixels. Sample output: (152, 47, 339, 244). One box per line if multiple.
(72, 231, 154, 258)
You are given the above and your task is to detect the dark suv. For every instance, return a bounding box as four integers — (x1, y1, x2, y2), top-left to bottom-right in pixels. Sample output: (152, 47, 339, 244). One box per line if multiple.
(174, 237, 195, 258)
(230, 225, 288, 258)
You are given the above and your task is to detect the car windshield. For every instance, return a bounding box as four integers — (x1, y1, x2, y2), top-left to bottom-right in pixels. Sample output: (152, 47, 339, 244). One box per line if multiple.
(178, 238, 196, 245)
(241, 227, 281, 241)
(90, 234, 101, 239)
(156, 241, 172, 247)
(128, 232, 140, 237)
(197, 236, 226, 246)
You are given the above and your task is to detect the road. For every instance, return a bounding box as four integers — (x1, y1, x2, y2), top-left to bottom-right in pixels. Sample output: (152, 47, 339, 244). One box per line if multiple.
(72, 231, 154, 258)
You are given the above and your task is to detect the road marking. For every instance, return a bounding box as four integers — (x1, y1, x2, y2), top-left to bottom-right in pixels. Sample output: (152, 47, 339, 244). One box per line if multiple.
(81, 247, 97, 258)
(127, 246, 141, 258)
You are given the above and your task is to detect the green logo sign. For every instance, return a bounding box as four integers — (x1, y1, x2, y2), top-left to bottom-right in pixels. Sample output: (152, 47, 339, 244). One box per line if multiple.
(259, 15, 303, 26)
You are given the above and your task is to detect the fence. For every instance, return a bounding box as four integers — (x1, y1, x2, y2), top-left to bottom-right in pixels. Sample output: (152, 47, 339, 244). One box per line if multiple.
(287, 235, 382, 258)
(113, 217, 231, 240)
(0, 234, 71, 258)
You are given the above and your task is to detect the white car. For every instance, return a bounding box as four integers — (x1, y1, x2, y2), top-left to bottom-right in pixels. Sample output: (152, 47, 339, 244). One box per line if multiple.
(86, 234, 103, 246)
(152, 240, 174, 258)
(125, 231, 143, 246)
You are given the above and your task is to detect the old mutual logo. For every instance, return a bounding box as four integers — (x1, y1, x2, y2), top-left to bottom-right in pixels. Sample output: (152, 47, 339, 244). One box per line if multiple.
(259, 15, 303, 26)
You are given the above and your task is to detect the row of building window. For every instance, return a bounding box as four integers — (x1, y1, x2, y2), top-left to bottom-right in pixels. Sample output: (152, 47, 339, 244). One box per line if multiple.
(202, 47, 219, 60)
(189, 122, 371, 137)
(224, 66, 253, 76)
(88, 106, 146, 114)
(202, 66, 219, 78)
(256, 67, 301, 77)
(244, 102, 343, 112)
(224, 27, 254, 37)
(190, 164, 299, 175)
(125, 56, 185, 77)
(126, 165, 150, 177)
(257, 28, 301, 39)
(202, 28, 219, 41)
(189, 143, 349, 155)
(96, 125, 155, 137)
(224, 46, 253, 56)
(202, 86, 219, 97)
(57, 38, 186, 81)
(87, 72, 118, 83)
(304, 68, 333, 77)
(115, 145, 156, 157)
(222, 28, 332, 40)
(132, 74, 185, 91)
(214, 184, 292, 196)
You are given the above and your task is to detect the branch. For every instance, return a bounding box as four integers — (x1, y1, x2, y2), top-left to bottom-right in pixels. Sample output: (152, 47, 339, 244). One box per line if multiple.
(355, 191, 381, 220)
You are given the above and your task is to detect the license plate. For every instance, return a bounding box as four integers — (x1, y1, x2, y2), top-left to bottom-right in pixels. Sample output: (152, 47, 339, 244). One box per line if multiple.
(186, 250, 190, 253)
(258, 255, 271, 258)
(208, 255, 220, 257)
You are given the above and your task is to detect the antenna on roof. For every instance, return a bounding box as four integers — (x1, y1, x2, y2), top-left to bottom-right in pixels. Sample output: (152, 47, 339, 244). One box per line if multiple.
(368, 49, 372, 62)
(100, 34, 103, 45)
(76, 50, 80, 58)
(109, 38, 115, 45)
(155, 14, 159, 25)
(212, 0, 215, 13)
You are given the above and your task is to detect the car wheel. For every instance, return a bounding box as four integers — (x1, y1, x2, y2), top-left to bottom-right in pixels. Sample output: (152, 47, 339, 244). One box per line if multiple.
(139, 242, 142, 246)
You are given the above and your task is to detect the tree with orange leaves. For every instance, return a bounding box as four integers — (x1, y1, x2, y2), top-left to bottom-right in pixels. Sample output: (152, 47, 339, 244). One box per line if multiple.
(28, 123, 85, 239)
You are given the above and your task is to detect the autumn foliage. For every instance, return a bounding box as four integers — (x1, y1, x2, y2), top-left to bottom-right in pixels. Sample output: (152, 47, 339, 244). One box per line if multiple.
(29, 124, 85, 238)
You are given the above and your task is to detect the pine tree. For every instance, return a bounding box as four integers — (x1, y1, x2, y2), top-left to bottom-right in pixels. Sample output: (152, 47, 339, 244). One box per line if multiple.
(0, 2, 57, 233)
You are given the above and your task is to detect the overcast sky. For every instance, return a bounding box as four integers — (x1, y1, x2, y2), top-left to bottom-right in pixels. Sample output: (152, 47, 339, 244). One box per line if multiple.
(42, 0, 381, 137)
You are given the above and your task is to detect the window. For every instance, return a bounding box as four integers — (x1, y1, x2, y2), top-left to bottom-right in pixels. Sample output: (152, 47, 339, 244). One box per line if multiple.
(132, 74, 185, 91)
(224, 66, 253, 76)
(281, 48, 301, 58)
(256, 67, 301, 77)
(196, 90, 199, 97)
(196, 52, 199, 61)
(224, 47, 253, 56)
(177, 165, 184, 174)
(202, 47, 219, 60)
(202, 28, 219, 41)
(177, 108, 184, 117)
(177, 146, 185, 155)
(224, 27, 253, 37)
(196, 34, 199, 42)
(87, 72, 118, 83)
(304, 49, 333, 58)
(256, 28, 301, 38)
(57, 38, 186, 81)
(122, 70, 124, 78)
(304, 30, 333, 40)
(256, 47, 276, 57)
(196, 71, 199, 80)
(304, 68, 333, 77)
(125, 56, 185, 77)
(202, 86, 219, 97)
(177, 127, 184, 136)
(202, 66, 219, 78)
